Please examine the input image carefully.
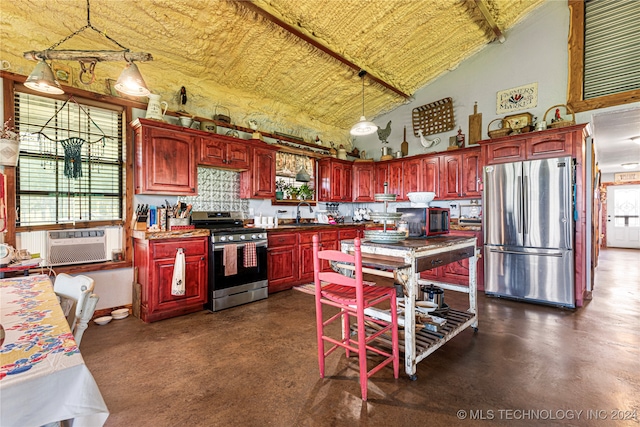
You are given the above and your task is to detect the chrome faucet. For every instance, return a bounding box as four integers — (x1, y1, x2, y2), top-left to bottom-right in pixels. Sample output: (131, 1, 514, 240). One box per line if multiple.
(296, 202, 313, 223)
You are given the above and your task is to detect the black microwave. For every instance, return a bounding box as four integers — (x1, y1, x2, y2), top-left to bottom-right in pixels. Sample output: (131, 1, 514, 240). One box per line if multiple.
(397, 207, 450, 237)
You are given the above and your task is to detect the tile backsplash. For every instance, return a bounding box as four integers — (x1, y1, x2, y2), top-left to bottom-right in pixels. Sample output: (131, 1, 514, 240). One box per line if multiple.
(179, 167, 249, 214)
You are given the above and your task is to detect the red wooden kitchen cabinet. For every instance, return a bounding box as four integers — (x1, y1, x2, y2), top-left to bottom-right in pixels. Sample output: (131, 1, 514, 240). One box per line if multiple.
(402, 158, 422, 197)
(131, 118, 198, 195)
(318, 158, 352, 202)
(374, 162, 389, 194)
(421, 155, 441, 198)
(267, 232, 299, 293)
(199, 134, 250, 170)
(352, 162, 375, 202)
(462, 149, 482, 198)
(134, 236, 208, 322)
(298, 230, 338, 284)
(440, 154, 461, 199)
(440, 147, 481, 199)
(240, 145, 277, 199)
(388, 161, 404, 200)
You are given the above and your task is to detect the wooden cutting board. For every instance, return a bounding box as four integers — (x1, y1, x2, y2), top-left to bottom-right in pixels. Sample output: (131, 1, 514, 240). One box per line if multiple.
(468, 102, 482, 145)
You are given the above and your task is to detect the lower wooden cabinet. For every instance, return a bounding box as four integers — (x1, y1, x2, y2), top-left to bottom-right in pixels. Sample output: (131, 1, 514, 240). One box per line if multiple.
(267, 226, 362, 293)
(419, 230, 484, 291)
(134, 236, 208, 323)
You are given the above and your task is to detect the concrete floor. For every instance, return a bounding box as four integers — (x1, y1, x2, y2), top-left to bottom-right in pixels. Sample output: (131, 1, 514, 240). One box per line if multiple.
(81, 248, 640, 426)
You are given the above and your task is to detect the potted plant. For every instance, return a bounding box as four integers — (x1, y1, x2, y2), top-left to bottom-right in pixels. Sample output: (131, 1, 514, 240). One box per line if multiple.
(286, 186, 299, 200)
(0, 118, 20, 167)
(298, 184, 315, 200)
(275, 179, 289, 200)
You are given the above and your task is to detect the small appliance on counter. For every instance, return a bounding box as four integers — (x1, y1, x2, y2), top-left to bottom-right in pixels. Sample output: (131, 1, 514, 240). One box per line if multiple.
(397, 207, 450, 237)
(458, 200, 482, 226)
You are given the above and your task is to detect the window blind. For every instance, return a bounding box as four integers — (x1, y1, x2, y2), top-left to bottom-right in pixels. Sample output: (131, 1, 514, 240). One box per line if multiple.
(14, 91, 124, 227)
(584, 0, 640, 99)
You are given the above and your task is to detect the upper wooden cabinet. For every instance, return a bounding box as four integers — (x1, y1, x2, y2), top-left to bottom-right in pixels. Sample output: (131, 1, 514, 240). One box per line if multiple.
(240, 145, 278, 199)
(131, 118, 198, 195)
(199, 134, 250, 170)
(440, 147, 481, 199)
(318, 158, 352, 202)
(480, 126, 577, 165)
(352, 162, 375, 202)
(402, 158, 422, 198)
(374, 162, 389, 195)
(421, 156, 441, 198)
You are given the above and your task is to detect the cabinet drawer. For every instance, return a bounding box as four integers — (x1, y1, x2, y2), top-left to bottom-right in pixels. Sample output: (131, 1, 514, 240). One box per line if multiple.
(268, 233, 297, 247)
(152, 238, 207, 259)
(299, 230, 338, 244)
(339, 229, 359, 240)
(416, 246, 475, 271)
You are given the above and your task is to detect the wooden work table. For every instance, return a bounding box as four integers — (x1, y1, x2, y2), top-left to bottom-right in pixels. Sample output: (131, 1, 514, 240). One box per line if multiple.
(340, 235, 478, 379)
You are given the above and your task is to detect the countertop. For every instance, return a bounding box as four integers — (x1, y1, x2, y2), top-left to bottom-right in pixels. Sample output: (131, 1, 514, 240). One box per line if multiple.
(342, 235, 477, 251)
(132, 229, 211, 240)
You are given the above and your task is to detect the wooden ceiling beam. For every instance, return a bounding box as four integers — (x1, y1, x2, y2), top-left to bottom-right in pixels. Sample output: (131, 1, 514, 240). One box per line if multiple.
(474, 0, 506, 43)
(238, 1, 410, 99)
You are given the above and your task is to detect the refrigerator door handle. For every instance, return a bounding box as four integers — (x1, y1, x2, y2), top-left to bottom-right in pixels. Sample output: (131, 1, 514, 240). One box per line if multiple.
(488, 248, 564, 257)
(523, 175, 528, 234)
(517, 176, 523, 233)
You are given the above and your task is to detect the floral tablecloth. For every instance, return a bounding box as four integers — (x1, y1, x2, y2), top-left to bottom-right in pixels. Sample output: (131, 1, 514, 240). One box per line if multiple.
(0, 274, 109, 427)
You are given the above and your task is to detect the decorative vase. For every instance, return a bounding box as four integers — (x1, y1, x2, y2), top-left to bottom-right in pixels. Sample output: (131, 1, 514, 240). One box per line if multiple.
(0, 138, 20, 167)
(275, 191, 284, 200)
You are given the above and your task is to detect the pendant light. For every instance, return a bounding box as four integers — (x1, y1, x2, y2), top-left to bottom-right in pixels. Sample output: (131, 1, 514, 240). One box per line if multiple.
(295, 165, 311, 182)
(24, 60, 64, 94)
(350, 70, 378, 136)
(114, 62, 150, 97)
(23, 0, 152, 97)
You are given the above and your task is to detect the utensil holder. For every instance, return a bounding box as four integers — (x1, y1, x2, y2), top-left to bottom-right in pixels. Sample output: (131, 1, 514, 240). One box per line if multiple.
(169, 218, 190, 230)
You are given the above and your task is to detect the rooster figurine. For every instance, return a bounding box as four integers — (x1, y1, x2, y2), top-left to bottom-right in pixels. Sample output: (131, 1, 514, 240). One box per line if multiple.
(417, 129, 441, 150)
(377, 120, 392, 144)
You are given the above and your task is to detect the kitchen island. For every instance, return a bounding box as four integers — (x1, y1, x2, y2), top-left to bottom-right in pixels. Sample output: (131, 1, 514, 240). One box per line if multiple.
(340, 235, 478, 379)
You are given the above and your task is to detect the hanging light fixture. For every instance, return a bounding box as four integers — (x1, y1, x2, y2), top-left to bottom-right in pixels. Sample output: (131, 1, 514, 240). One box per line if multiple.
(24, 60, 64, 94)
(295, 165, 311, 182)
(23, 0, 152, 97)
(350, 70, 378, 136)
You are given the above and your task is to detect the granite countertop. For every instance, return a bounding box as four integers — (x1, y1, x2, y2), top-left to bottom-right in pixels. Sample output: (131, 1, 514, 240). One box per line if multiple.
(343, 235, 477, 251)
(268, 222, 365, 232)
(132, 229, 211, 240)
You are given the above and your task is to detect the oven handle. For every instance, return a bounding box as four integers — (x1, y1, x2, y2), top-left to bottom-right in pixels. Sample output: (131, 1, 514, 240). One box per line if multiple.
(212, 242, 267, 251)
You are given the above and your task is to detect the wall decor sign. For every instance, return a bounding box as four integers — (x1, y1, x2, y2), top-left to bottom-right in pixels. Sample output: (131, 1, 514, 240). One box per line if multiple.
(614, 171, 640, 182)
(496, 82, 538, 114)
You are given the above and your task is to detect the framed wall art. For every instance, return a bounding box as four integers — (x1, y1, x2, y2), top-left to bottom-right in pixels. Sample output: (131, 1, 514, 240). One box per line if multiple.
(496, 82, 538, 114)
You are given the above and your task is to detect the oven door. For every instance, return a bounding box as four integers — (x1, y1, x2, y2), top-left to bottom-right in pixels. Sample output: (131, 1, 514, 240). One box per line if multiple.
(210, 241, 268, 290)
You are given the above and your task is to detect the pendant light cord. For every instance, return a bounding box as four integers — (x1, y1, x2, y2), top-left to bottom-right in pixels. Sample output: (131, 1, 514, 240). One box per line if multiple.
(47, 0, 130, 52)
(359, 69, 367, 117)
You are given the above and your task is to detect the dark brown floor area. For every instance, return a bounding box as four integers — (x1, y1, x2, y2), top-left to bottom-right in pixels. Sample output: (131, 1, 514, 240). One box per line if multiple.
(81, 248, 640, 426)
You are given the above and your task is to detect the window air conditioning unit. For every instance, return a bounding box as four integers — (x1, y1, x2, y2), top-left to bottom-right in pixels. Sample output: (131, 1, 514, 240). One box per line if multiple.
(47, 228, 108, 266)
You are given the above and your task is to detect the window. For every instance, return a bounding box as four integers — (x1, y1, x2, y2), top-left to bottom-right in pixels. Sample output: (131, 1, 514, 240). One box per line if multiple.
(15, 90, 124, 228)
(568, 0, 640, 112)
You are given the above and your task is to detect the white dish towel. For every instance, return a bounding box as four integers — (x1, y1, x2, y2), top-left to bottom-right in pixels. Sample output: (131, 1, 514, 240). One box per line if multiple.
(171, 248, 186, 296)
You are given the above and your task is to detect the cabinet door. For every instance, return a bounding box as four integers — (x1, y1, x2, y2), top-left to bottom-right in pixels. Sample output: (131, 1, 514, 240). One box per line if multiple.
(199, 136, 227, 167)
(136, 126, 197, 195)
(402, 158, 422, 197)
(341, 164, 353, 202)
(226, 141, 250, 170)
(155, 253, 207, 310)
(440, 154, 461, 198)
(526, 132, 573, 159)
(374, 162, 389, 194)
(267, 238, 298, 292)
(240, 146, 276, 199)
(352, 163, 374, 202)
(388, 161, 404, 200)
(318, 159, 332, 201)
(483, 140, 526, 165)
(422, 156, 441, 198)
(462, 149, 481, 198)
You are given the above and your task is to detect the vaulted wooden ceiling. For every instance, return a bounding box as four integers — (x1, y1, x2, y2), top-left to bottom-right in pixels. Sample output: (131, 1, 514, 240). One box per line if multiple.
(1, 0, 545, 145)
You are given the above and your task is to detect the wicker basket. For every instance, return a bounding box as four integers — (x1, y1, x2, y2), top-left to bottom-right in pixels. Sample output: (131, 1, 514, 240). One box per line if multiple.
(544, 104, 575, 129)
(487, 118, 512, 139)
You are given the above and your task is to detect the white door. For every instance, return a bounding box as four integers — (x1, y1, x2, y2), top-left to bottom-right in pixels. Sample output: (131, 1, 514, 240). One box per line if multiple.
(607, 185, 640, 248)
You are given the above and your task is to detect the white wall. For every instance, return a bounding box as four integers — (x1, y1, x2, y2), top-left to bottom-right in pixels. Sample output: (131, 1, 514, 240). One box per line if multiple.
(355, 1, 570, 159)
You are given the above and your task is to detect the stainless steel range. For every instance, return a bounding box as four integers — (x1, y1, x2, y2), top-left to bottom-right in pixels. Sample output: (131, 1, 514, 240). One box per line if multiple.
(191, 211, 268, 312)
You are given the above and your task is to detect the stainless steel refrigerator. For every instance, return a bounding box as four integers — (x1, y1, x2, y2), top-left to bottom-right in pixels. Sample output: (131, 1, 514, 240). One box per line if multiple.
(483, 156, 575, 308)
